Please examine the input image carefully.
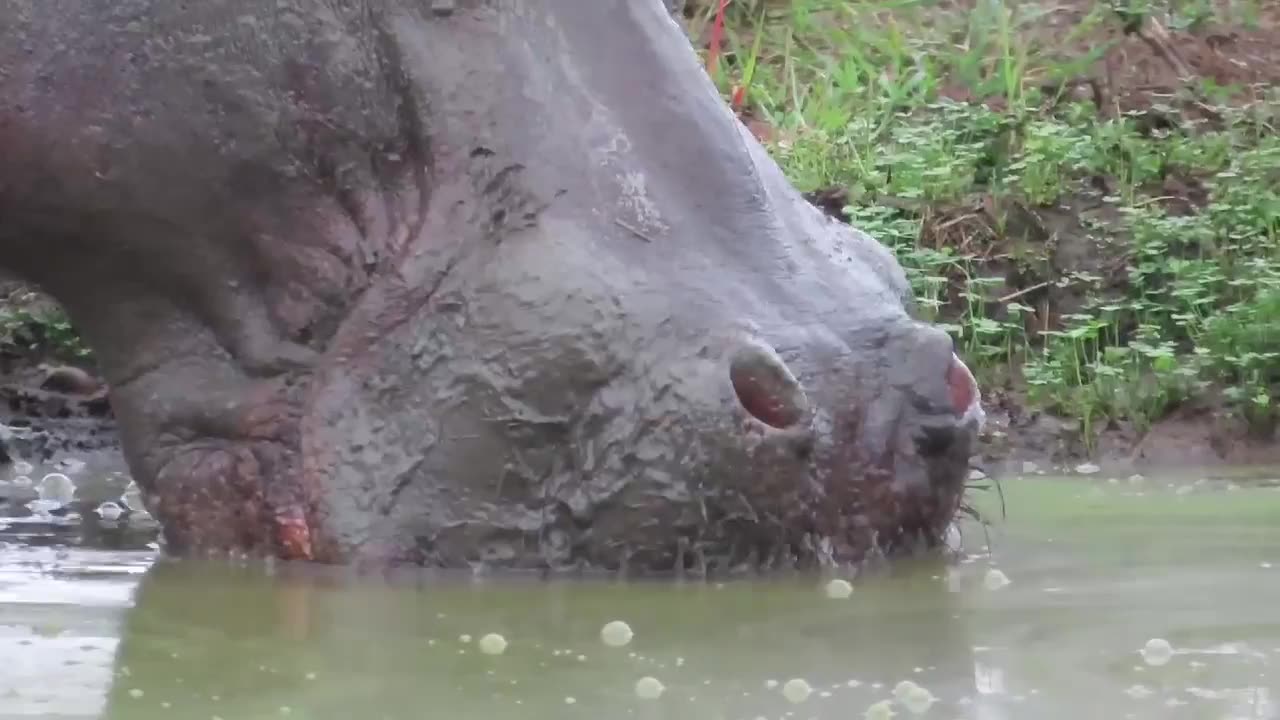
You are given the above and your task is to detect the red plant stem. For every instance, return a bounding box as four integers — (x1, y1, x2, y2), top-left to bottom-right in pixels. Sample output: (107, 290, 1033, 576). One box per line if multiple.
(707, 0, 728, 80)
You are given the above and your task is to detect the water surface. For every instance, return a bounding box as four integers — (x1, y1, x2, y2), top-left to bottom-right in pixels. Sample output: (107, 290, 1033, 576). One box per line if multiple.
(2, 470, 1278, 720)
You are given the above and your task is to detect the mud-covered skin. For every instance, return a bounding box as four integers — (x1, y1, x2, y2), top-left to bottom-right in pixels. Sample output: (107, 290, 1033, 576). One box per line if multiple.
(0, 0, 984, 573)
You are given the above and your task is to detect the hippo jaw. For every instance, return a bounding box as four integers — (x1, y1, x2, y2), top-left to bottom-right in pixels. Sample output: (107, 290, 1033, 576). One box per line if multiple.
(0, 0, 985, 573)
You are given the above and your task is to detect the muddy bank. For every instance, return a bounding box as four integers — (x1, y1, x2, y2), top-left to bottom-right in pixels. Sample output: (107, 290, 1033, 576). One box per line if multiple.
(0, 281, 158, 550)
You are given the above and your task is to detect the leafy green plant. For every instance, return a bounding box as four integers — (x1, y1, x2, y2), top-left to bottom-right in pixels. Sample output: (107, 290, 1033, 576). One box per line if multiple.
(684, 0, 1280, 438)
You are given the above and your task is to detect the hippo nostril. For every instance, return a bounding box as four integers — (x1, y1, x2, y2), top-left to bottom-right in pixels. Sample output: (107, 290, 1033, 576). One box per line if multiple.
(946, 353, 985, 426)
(729, 340, 809, 429)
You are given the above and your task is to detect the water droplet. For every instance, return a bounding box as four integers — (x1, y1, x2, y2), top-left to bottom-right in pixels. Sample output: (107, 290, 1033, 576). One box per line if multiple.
(478, 633, 508, 656)
(128, 688, 144, 699)
(983, 568, 1011, 590)
(635, 676, 665, 700)
(1140, 638, 1173, 666)
(12, 461, 33, 475)
(564, 696, 576, 705)
(601, 620, 634, 647)
(458, 634, 472, 643)
(782, 678, 812, 704)
(824, 578, 854, 599)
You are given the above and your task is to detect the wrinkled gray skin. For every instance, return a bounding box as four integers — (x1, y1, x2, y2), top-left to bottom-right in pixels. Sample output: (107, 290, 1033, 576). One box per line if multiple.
(0, 0, 985, 573)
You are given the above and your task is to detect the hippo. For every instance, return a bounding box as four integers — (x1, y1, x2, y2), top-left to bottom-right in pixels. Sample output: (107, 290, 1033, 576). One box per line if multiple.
(0, 0, 985, 574)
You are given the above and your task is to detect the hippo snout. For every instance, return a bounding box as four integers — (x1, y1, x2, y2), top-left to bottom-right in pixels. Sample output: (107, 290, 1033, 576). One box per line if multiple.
(706, 318, 983, 566)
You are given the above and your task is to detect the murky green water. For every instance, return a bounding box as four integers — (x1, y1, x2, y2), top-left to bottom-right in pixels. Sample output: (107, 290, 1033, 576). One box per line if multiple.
(2, 469, 1279, 720)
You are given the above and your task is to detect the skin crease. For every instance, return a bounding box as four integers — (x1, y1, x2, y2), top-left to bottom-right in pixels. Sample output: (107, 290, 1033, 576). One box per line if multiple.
(0, 0, 985, 575)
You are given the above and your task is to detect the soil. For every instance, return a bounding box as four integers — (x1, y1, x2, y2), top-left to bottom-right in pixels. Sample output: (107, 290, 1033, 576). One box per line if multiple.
(3, 2, 1278, 493)
(0, 279, 120, 468)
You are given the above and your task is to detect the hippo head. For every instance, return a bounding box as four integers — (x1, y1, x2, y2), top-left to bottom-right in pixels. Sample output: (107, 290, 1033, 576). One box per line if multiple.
(0, 0, 983, 573)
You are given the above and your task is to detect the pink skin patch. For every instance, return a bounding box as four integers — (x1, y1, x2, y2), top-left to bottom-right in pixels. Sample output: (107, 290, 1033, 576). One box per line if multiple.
(947, 353, 985, 428)
(275, 511, 314, 561)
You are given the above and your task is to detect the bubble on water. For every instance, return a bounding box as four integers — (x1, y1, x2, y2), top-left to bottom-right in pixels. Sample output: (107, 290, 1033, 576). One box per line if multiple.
(635, 676, 665, 700)
(967, 468, 987, 481)
(304, 672, 317, 681)
(12, 461, 33, 475)
(764, 679, 779, 689)
(577, 654, 588, 662)
(26, 498, 63, 515)
(983, 568, 1011, 590)
(893, 680, 937, 714)
(36, 473, 75, 503)
(1074, 462, 1100, 475)
(564, 696, 577, 705)
(1124, 684, 1153, 699)
(1127, 474, 1145, 484)
(1021, 461, 1039, 474)
(13, 475, 31, 487)
(96, 502, 124, 521)
(479, 633, 508, 656)
(864, 699, 896, 719)
(824, 578, 854, 599)
(781, 678, 812, 704)
(458, 634, 472, 643)
(847, 679, 862, 688)
(675, 656, 685, 667)
(128, 688, 143, 699)
(1140, 638, 1174, 666)
(944, 524, 963, 552)
(278, 706, 292, 715)
(1261, 562, 1273, 569)
(601, 620, 634, 647)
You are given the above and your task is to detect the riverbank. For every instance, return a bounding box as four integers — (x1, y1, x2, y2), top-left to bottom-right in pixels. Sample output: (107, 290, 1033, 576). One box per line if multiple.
(3, 0, 1279, 477)
(679, 0, 1280, 472)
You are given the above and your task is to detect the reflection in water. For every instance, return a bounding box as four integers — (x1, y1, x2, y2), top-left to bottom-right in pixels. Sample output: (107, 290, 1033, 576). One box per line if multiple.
(1, 474, 1279, 719)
